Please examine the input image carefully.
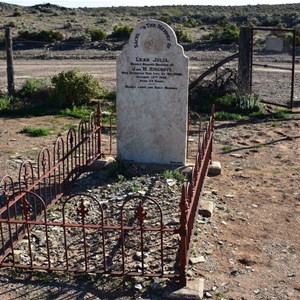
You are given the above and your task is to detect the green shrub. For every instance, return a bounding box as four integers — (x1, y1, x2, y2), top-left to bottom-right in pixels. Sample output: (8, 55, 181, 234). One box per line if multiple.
(201, 21, 239, 44)
(175, 27, 192, 43)
(271, 108, 290, 119)
(86, 28, 107, 42)
(19, 29, 63, 43)
(110, 25, 133, 40)
(13, 9, 22, 17)
(18, 78, 52, 105)
(19, 78, 47, 98)
(51, 69, 102, 107)
(97, 17, 108, 24)
(234, 94, 263, 113)
(66, 35, 90, 44)
(0, 94, 12, 111)
(159, 15, 172, 25)
(214, 93, 263, 115)
(6, 21, 16, 27)
(222, 23, 239, 43)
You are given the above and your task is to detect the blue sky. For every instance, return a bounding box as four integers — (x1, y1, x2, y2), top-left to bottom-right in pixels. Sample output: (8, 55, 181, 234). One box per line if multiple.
(2, 0, 300, 8)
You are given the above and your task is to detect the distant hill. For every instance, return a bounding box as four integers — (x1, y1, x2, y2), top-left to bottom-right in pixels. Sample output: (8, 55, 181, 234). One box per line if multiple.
(0, 2, 299, 49)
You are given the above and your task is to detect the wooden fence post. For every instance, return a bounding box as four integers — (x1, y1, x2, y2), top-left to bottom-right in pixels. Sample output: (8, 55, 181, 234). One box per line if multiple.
(5, 27, 15, 96)
(238, 27, 251, 94)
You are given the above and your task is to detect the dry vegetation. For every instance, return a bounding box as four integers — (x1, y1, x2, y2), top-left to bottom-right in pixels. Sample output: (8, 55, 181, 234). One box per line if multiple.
(0, 2, 300, 54)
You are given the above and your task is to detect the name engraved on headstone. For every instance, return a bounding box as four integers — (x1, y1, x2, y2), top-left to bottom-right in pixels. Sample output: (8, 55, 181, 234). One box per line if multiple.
(122, 57, 182, 90)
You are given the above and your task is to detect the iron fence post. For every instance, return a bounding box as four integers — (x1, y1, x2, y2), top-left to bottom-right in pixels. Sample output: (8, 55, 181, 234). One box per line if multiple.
(178, 185, 188, 286)
(97, 101, 102, 157)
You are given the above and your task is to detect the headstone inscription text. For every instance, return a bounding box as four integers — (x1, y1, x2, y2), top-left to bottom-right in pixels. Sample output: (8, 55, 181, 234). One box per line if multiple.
(117, 20, 189, 164)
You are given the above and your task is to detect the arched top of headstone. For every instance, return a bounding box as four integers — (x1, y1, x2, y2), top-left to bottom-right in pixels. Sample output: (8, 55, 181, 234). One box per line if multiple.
(127, 19, 182, 54)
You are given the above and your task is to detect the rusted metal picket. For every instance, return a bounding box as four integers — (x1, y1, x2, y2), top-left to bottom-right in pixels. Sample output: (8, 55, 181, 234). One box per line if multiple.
(178, 105, 215, 285)
(0, 105, 215, 286)
(0, 103, 115, 261)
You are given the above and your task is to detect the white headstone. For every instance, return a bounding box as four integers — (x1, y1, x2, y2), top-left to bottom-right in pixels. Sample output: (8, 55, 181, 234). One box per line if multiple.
(116, 20, 189, 165)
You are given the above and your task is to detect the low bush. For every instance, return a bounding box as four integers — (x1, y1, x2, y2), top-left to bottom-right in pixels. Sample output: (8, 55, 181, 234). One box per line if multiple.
(13, 9, 22, 17)
(18, 29, 64, 43)
(17, 78, 52, 106)
(86, 28, 107, 42)
(51, 69, 103, 107)
(175, 27, 192, 43)
(97, 17, 108, 24)
(201, 21, 239, 44)
(110, 25, 133, 40)
(214, 93, 264, 114)
(0, 94, 12, 111)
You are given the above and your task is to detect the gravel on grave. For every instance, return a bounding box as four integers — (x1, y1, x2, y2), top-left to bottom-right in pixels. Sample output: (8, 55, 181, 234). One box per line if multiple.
(10, 166, 192, 276)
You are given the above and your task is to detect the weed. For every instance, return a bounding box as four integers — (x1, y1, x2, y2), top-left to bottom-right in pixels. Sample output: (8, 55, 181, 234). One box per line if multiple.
(222, 145, 232, 151)
(19, 126, 51, 137)
(250, 111, 267, 119)
(32, 270, 51, 283)
(59, 105, 93, 120)
(130, 182, 143, 192)
(271, 108, 290, 119)
(214, 93, 263, 115)
(194, 228, 201, 236)
(117, 174, 125, 182)
(9, 267, 25, 278)
(163, 169, 187, 182)
(235, 93, 264, 113)
(0, 94, 12, 110)
(271, 122, 280, 127)
(215, 111, 246, 121)
(255, 143, 265, 149)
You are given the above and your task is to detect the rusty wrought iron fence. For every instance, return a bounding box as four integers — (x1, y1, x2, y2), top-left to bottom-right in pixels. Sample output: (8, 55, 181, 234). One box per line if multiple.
(0, 105, 214, 286)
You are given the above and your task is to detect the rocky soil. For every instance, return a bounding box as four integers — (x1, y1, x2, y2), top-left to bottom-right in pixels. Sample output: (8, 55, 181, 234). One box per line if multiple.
(0, 106, 299, 299)
(0, 42, 300, 299)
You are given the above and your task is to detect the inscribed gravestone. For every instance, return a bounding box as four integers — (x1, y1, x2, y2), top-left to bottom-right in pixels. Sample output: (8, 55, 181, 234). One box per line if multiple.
(117, 20, 189, 164)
